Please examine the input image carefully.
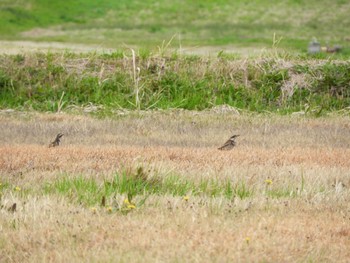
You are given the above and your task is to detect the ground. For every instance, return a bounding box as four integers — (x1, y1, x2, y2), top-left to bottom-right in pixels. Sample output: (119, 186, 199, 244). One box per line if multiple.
(0, 110, 349, 262)
(0, 40, 265, 57)
(1, 1, 350, 261)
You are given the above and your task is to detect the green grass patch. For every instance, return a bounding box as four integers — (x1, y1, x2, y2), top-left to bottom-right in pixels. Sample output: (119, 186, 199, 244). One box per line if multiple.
(1, 52, 350, 114)
(265, 187, 297, 198)
(43, 167, 254, 206)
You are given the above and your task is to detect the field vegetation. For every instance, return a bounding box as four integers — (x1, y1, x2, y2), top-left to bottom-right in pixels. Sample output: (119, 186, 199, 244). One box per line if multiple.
(1, 51, 350, 115)
(1, 1, 350, 262)
(0, 112, 350, 262)
(1, 0, 350, 54)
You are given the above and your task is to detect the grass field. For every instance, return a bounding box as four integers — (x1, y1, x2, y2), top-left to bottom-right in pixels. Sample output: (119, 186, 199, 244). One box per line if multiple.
(1, 0, 350, 55)
(0, 111, 349, 262)
(1, 1, 350, 261)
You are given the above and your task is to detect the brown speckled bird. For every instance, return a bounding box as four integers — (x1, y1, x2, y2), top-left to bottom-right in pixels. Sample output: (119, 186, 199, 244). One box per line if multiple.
(218, 135, 240, 150)
(49, 133, 64, 148)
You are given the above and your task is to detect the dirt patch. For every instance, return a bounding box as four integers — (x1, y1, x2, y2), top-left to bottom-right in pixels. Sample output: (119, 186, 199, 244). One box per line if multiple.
(0, 40, 266, 56)
(0, 40, 104, 54)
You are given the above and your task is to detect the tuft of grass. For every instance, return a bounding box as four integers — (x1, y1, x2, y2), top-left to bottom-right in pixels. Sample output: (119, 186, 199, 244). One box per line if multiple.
(266, 187, 297, 198)
(233, 181, 254, 199)
(43, 176, 99, 206)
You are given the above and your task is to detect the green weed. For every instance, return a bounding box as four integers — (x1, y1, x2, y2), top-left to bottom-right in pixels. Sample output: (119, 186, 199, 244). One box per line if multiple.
(266, 188, 296, 198)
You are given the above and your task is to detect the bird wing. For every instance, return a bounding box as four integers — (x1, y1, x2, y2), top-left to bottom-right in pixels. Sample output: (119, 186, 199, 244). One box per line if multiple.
(218, 139, 235, 150)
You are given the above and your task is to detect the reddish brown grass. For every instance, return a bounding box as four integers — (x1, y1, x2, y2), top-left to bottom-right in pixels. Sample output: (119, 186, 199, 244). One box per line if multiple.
(1, 145, 350, 174)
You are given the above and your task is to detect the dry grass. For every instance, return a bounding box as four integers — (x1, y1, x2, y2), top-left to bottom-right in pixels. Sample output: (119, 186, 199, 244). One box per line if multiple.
(0, 111, 350, 262)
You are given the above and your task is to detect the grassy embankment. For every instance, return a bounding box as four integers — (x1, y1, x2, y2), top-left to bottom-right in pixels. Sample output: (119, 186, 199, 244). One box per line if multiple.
(0, 51, 350, 115)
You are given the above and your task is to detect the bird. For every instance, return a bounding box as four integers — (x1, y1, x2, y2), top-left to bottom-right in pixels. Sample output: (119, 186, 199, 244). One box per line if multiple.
(8, 203, 17, 213)
(49, 133, 64, 148)
(218, 135, 240, 150)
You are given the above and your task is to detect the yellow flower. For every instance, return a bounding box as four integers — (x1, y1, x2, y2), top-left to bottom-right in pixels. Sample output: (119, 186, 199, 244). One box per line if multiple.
(91, 207, 97, 213)
(124, 198, 130, 205)
(183, 196, 189, 201)
(14, 186, 21, 191)
(265, 179, 273, 185)
(127, 204, 136, 209)
(106, 206, 113, 213)
(245, 237, 250, 243)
